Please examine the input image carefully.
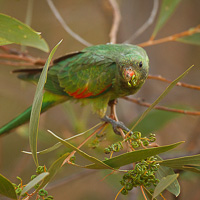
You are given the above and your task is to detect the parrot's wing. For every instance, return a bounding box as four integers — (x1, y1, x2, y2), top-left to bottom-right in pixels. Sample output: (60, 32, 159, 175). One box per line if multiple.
(46, 50, 117, 99)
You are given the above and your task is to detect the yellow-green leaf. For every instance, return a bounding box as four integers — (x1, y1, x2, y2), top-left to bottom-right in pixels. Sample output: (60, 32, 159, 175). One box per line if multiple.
(151, 0, 182, 39)
(176, 32, 200, 46)
(159, 154, 200, 173)
(131, 65, 194, 132)
(85, 141, 183, 169)
(29, 40, 62, 166)
(20, 172, 49, 196)
(153, 174, 179, 199)
(0, 174, 17, 199)
(156, 156, 180, 197)
(48, 130, 112, 169)
(0, 13, 49, 52)
(38, 153, 71, 189)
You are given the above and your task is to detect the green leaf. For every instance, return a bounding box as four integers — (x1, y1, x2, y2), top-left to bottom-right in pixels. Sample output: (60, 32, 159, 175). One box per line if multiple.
(48, 130, 112, 169)
(0, 13, 49, 52)
(131, 65, 194, 132)
(35, 123, 102, 155)
(38, 153, 70, 189)
(85, 141, 183, 169)
(0, 36, 12, 45)
(0, 174, 17, 199)
(151, 0, 182, 39)
(159, 154, 200, 173)
(153, 174, 179, 199)
(29, 40, 62, 166)
(176, 32, 200, 46)
(156, 158, 180, 197)
(20, 172, 49, 196)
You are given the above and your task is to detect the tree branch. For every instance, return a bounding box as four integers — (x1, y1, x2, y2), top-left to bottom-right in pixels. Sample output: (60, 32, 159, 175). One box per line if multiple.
(123, 0, 159, 44)
(148, 74, 200, 91)
(108, 0, 121, 44)
(46, 0, 92, 47)
(123, 96, 200, 116)
(138, 25, 200, 47)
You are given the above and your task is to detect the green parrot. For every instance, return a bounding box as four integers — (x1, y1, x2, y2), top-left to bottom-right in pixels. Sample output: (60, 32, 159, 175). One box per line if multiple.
(0, 44, 149, 136)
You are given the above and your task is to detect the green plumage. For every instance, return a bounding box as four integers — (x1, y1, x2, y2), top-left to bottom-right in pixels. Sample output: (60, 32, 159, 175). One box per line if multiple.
(0, 44, 149, 135)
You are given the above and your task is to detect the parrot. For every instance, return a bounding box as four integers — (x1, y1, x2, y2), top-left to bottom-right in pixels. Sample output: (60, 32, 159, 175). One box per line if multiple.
(0, 43, 149, 136)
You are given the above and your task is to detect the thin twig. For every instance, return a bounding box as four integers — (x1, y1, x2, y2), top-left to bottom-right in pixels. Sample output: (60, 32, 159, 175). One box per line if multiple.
(148, 74, 200, 90)
(0, 61, 37, 67)
(0, 53, 46, 65)
(140, 186, 148, 200)
(138, 25, 200, 47)
(46, 0, 92, 47)
(123, 96, 200, 116)
(123, 0, 159, 44)
(108, 0, 121, 44)
(61, 123, 107, 165)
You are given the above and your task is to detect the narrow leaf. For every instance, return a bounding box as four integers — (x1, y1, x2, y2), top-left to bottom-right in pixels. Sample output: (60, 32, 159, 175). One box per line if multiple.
(48, 130, 112, 169)
(21, 172, 49, 196)
(131, 65, 194, 131)
(153, 174, 179, 199)
(159, 154, 200, 173)
(38, 153, 70, 189)
(151, 0, 182, 39)
(129, 106, 188, 136)
(85, 141, 183, 169)
(176, 32, 200, 46)
(23, 123, 102, 155)
(0, 13, 49, 52)
(0, 174, 17, 199)
(156, 162, 180, 197)
(29, 40, 62, 166)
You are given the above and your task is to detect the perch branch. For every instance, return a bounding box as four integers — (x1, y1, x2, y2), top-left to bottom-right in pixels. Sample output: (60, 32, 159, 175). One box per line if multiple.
(123, 0, 159, 44)
(108, 0, 121, 44)
(138, 25, 200, 47)
(46, 0, 92, 47)
(148, 74, 200, 91)
(123, 96, 200, 116)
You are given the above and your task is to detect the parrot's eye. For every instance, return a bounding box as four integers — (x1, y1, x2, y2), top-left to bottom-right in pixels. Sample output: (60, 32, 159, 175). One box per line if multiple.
(139, 61, 143, 68)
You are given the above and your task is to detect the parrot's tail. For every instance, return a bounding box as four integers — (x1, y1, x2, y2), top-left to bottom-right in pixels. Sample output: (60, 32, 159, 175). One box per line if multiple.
(0, 92, 68, 136)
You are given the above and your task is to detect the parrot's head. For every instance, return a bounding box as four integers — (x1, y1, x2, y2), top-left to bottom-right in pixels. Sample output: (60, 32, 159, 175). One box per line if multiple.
(118, 45, 149, 88)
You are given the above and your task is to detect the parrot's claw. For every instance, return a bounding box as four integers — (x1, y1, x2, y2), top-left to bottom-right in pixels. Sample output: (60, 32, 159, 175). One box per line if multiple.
(102, 116, 133, 135)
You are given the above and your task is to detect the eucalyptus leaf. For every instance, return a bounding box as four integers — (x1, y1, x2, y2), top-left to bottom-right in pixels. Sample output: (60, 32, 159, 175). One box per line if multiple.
(0, 13, 49, 52)
(29, 40, 62, 166)
(151, 0, 182, 38)
(153, 174, 179, 199)
(21, 172, 49, 196)
(176, 32, 200, 46)
(38, 153, 70, 189)
(129, 106, 188, 136)
(48, 130, 112, 169)
(159, 154, 200, 173)
(131, 65, 194, 131)
(156, 164, 180, 197)
(0, 174, 17, 199)
(85, 141, 183, 169)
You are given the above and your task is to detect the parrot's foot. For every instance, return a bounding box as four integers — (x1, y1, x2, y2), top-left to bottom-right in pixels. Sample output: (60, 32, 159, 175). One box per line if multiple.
(102, 116, 133, 135)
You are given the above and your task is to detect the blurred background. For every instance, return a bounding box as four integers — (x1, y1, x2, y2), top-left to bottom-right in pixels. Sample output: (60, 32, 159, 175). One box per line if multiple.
(0, 0, 200, 199)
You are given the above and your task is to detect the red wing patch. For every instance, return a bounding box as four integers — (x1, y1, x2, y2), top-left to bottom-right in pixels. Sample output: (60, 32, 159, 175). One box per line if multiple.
(67, 84, 111, 99)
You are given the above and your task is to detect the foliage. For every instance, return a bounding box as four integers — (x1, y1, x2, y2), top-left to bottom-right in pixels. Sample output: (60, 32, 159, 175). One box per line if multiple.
(0, 1, 200, 200)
